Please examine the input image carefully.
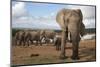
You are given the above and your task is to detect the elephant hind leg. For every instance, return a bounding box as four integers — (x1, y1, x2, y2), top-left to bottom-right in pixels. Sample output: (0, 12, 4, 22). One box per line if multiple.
(39, 40, 42, 46)
(30, 40, 33, 45)
(23, 40, 26, 46)
(19, 40, 22, 46)
(25, 39, 30, 46)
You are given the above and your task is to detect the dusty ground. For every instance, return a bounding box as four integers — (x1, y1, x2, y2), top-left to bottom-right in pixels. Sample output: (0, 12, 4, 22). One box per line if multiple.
(11, 39, 96, 66)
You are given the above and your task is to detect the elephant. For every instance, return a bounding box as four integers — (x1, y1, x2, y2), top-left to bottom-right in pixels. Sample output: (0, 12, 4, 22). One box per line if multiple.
(22, 30, 31, 46)
(25, 30, 42, 46)
(56, 8, 85, 60)
(14, 30, 25, 46)
(41, 30, 56, 44)
(54, 35, 61, 51)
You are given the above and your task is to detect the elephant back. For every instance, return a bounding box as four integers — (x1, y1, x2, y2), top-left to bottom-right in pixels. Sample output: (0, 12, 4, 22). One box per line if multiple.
(29, 31, 40, 40)
(45, 31, 56, 39)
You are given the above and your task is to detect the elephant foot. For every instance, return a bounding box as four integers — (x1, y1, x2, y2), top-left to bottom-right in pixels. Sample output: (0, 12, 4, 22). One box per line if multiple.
(71, 56, 80, 60)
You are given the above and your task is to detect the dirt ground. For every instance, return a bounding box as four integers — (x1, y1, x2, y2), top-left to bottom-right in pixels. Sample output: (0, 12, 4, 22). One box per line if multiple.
(11, 39, 96, 66)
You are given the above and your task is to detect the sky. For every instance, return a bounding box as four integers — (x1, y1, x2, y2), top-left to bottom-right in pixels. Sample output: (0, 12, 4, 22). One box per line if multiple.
(12, 1, 96, 30)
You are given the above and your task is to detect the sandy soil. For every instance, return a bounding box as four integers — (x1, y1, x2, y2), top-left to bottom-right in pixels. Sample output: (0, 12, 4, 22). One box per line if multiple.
(11, 39, 96, 66)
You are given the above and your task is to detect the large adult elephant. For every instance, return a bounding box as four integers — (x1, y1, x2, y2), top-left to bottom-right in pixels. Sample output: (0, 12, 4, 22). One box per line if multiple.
(14, 30, 25, 46)
(56, 8, 85, 60)
(26, 30, 42, 46)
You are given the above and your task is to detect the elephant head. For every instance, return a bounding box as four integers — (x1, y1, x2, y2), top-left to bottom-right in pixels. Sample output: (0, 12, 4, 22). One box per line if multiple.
(56, 8, 85, 34)
(56, 8, 85, 59)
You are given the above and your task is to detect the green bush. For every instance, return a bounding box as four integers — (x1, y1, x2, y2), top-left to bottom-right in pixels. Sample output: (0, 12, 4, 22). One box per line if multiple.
(12, 29, 20, 37)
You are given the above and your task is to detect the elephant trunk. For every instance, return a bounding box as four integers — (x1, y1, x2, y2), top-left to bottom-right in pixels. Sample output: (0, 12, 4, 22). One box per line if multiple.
(71, 31, 80, 60)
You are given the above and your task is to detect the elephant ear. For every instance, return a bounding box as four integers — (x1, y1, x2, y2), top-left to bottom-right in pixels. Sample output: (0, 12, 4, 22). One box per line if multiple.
(79, 22, 86, 37)
(75, 9, 86, 36)
(56, 9, 66, 31)
(75, 9, 83, 21)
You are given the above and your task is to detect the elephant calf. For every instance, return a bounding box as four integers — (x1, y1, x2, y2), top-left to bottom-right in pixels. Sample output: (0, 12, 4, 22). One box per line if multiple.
(54, 33, 72, 51)
(54, 35, 61, 51)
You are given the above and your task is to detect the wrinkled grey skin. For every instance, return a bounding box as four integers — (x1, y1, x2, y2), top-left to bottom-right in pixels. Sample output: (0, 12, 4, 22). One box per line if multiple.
(23, 30, 30, 46)
(14, 30, 43, 46)
(25, 31, 43, 46)
(41, 30, 56, 44)
(56, 9, 85, 60)
(14, 31, 25, 46)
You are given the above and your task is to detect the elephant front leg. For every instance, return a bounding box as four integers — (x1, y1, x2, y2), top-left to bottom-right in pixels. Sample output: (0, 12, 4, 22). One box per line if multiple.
(71, 42, 79, 60)
(39, 40, 42, 46)
(71, 34, 80, 60)
(28, 40, 30, 46)
(60, 31, 66, 59)
(36, 40, 39, 46)
(56, 44, 59, 51)
(23, 41, 26, 46)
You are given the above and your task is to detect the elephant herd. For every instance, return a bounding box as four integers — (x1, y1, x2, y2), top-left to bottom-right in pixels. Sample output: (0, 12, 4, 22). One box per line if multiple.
(13, 9, 86, 60)
(13, 30, 73, 48)
(13, 30, 57, 46)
